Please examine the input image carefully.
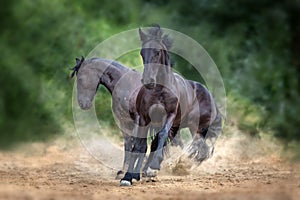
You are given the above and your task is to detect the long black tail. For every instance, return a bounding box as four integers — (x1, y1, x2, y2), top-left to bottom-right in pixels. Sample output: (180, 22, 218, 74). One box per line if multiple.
(206, 107, 223, 141)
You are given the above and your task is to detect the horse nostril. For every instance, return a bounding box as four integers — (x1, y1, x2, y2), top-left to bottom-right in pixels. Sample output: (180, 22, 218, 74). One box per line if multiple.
(87, 102, 92, 108)
(141, 78, 155, 85)
(144, 83, 155, 89)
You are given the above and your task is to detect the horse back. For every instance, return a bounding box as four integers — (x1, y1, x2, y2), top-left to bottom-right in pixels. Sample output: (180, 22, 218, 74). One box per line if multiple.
(187, 80, 217, 126)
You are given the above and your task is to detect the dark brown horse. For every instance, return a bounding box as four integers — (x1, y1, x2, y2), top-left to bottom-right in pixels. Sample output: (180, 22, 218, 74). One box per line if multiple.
(120, 25, 223, 185)
(71, 57, 181, 184)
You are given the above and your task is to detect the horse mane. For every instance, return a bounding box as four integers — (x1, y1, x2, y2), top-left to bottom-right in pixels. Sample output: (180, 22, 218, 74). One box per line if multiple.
(143, 24, 173, 50)
(98, 58, 129, 71)
(70, 56, 85, 78)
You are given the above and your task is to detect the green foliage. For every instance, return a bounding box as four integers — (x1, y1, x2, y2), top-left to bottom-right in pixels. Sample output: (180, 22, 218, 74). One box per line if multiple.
(0, 0, 299, 149)
(0, 41, 60, 148)
(164, 0, 300, 143)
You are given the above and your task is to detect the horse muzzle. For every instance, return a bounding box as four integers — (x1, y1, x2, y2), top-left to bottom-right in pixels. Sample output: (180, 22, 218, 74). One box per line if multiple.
(78, 99, 92, 110)
(141, 78, 155, 89)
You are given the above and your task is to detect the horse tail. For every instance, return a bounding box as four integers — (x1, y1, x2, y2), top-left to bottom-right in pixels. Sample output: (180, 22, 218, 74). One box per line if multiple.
(207, 106, 224, 140)
(200, 106, 224, 160)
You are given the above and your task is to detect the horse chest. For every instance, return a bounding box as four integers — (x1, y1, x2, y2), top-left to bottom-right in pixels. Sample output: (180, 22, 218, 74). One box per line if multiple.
(148, 92, 177, 112)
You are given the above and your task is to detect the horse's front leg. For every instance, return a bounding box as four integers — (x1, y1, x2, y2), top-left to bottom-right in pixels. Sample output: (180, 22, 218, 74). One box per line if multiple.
(147, 113, 176, 173)
(120, 125, 148, 186)
(142, 132, 158, 176)
(116, 132, 132, 179)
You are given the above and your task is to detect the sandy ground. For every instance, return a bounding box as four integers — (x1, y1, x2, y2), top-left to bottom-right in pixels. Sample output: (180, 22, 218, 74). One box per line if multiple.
(0, 132, 299, 200)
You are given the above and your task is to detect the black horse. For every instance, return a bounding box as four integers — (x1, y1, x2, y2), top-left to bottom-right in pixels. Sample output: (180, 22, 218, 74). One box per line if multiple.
(120, 25, 223, 186)
(70, 57, 182, 184)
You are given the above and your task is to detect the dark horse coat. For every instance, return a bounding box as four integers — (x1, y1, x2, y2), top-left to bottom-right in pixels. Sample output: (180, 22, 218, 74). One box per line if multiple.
(120, 25, 223, 186)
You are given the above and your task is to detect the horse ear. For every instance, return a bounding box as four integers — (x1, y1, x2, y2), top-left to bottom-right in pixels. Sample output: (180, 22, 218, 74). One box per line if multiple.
(139, 28, 147, 41)
(156, 27, 162, 38)
(76, 58, 80, 64)
(80, 56, 85, 62)
(163, 35, 173, 50)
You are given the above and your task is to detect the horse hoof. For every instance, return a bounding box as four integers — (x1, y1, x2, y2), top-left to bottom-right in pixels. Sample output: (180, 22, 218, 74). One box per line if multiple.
(132, 173, 140, 181)
(120, 180, 132, 186)
(146, 167, 158, 177)
(115, 170, 124, 179)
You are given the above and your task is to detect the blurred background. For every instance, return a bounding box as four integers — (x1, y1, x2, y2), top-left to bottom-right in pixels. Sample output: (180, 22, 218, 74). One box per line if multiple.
(0, 0, 299, 157)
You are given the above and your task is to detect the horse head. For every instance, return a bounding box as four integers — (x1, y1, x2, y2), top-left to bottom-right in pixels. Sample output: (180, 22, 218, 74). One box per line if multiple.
(139, 25, 173, 89)
(71, 57, 100, 110)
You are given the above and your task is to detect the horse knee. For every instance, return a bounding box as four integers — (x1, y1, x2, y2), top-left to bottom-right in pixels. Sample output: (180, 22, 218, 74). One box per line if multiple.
(132, 138, 147, 153)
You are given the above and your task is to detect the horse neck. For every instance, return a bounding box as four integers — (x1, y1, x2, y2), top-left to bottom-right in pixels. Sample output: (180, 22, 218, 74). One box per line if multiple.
(91, 59, 126, 94)
(157, 65, 175, 86)
(160, 50, 175, 86)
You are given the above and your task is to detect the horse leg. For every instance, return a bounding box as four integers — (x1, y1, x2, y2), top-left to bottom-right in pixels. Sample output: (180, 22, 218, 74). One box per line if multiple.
(147, 113, 176, 172)
(142, 133, 158, 176)
(169, 126, 184, 148)
(131, 121, 149, 181)
(132, 137, 147, 179)
(116, 132, 132, 179)
(188, 111, 222, 163)
(144, 133, 172, 177)
(142, 126, 160, 175)
(173, 132, 184, 149)
(120, 126, 148, 186)
(188, 130, 209, 162)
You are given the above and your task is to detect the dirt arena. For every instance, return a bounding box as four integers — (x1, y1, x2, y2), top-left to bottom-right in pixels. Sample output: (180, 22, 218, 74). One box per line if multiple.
(0, 132, 299, 200)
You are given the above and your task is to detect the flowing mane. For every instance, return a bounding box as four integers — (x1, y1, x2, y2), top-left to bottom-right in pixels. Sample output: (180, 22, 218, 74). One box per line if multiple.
(70, 56, 85, 78)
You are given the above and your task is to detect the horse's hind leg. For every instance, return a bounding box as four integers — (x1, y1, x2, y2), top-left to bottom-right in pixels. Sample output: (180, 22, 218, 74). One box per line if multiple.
(188, 112, 223, 162)
(169, 126, 184, 148)
(188, 129, 210, 162)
